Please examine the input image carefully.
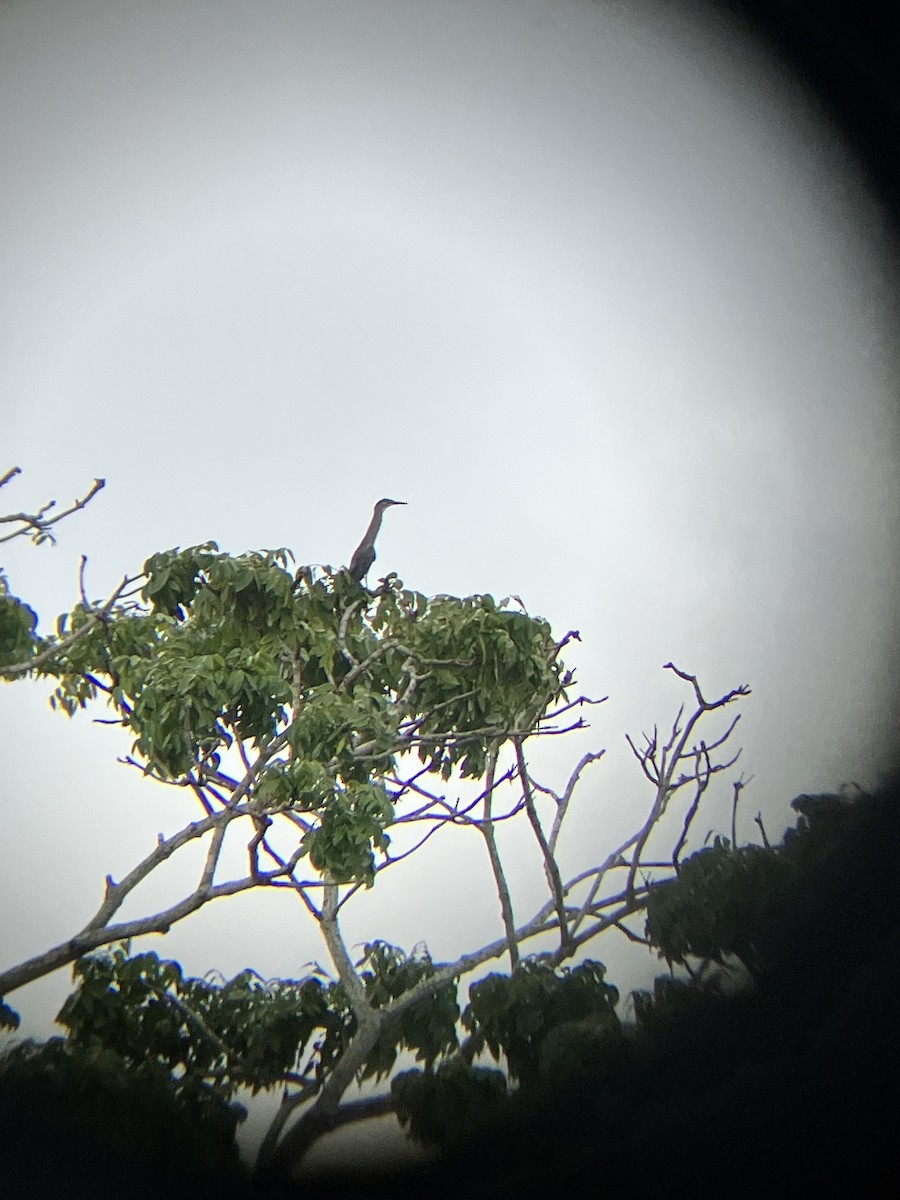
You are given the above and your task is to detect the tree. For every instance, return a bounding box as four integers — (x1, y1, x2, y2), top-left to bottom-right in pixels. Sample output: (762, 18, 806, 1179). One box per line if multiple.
(0, 469, 751, 1181)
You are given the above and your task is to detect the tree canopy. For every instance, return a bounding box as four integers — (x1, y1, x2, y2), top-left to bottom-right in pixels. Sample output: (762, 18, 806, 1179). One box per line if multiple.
(0, 469, 754, 1185)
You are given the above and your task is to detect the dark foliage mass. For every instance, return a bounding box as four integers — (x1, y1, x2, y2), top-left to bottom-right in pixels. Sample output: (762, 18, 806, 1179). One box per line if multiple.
(0, 1039, 249, 1200)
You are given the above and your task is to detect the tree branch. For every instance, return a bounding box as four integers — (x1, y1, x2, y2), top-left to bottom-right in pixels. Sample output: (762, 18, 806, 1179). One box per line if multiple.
(477, 744, 519, 970)
(0, 571, 141, 678)
(0, 474, 105, 545)
(514, 737, 571, 955)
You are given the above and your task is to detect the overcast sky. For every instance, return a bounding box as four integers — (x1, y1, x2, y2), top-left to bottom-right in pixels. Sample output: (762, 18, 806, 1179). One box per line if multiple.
(2, 0, 899, 1168)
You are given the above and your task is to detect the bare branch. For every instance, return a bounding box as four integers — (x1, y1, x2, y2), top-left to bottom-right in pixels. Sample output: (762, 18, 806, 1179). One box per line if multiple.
(514, 737, 570, 955)
(0, 475, 105, 545)
(624, 667, 749, 902)
(754, 811, 771, 849)
(548, 750, 605, 856)
(672, 743, 712, 863)
(731, 773, 754, 846)
(320, 885, 370, 1010)
(477, 744, 519, 970)
(256, 1079, 321, 1169)
(0, 864, 270, 997)
(341, 636, 406, 689)
(539, 693, 608, 724)
(200, 823, 228, 890)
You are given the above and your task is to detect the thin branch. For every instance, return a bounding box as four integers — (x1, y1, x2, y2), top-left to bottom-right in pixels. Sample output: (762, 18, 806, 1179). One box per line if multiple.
(754, 811, 771, 849)
(148, 981, 237, 1067)
(672, 743, 713, 863)
(200, 823, 227, 890)
(731, 773, 754, 846)
(547, 750, 605, 856)
(0, 475, 105, 545)
(341, 637, 405, 689)
(0, 572, 141, 678)
(514, 737, 570, 955)
(477, 744, 519, 970)
(611, 919, 651, 946)
(0, 865, 282, 997)
(256, 1079, 321, 1169)
(624, 668, 749, 902)
(539, 693, 607, 724)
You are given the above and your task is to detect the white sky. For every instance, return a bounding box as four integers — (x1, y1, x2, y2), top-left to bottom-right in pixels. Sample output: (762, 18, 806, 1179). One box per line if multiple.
(2, 0, 899, 1168)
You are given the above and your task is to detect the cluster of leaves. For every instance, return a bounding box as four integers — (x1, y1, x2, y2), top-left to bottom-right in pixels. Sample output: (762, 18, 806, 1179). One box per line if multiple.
(389, 958, 622, 1150)
(0, 1037, 247, 1195)
(0, 573, 37, 670)
(645, 837, 799, 979)
(32, 545, 570, 883)
(45, 545, 301, 767)
(392, 1058, 508, 1146)
(58, 945, 342, 1105)
(355, 941, 461, 1080)
(304, 780, 395, 883)
(462, 958, 620, 1091)
(55, 941, 463, 1109)
(647, 784, 900, 1016)
(48, 944, 632, 1164)
(395, 593, 567, 779)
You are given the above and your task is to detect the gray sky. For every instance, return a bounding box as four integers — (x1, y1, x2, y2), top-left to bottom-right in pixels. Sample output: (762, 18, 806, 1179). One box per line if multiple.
(2, 0, 899, 1167)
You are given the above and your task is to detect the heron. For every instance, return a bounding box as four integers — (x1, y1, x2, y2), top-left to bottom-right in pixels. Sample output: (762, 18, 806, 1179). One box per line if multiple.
(347, 498, 406, 583)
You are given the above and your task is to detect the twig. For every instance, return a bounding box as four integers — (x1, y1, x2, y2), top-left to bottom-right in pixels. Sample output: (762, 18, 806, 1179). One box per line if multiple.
(547, 750, 605, 856)
(754, 812, 770, 848)
(625, 667, 749, 901)
(672, 743, 712, 863)
(0, 475, 105, 545)
(731, 773, 754, 846)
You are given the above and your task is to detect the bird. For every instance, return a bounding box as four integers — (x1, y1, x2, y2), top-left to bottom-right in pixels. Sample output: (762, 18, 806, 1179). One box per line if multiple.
(347, 498, 406, 583)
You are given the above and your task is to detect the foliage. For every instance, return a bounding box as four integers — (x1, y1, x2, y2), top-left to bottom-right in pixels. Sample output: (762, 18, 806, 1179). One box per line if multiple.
(646, 838, 799, 978)
(355, 941, 461, 1079)
(462, 958, 619, 1091)
(392, 959, 625, 1150)
(55, 940, 461, 1105)
(58, 944, 337, 1102)
(392, 1059, 507, 1146)
(646, 785, 900, 997)
(0, 574, 37, 670)
(0, 1036, 247, 1196)
(28, 546, 569, 883)
(50, 944, 628, 1163)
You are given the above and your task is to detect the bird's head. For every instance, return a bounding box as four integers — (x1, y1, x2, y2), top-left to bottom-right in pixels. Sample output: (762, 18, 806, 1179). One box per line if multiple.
(376, 498, 407, 511)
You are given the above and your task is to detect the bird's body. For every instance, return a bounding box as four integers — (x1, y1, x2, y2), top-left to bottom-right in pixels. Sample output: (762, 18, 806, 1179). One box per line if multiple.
(347, 498, 406, 582)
